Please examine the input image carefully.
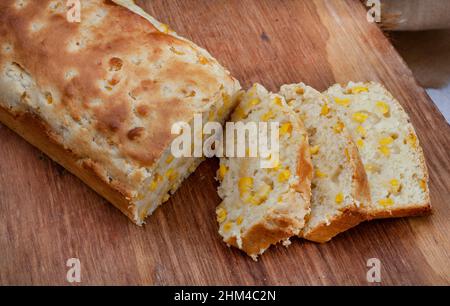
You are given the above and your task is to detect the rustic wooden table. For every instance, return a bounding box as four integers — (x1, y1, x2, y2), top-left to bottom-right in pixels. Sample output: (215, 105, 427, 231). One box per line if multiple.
(0, 0, 449, 285)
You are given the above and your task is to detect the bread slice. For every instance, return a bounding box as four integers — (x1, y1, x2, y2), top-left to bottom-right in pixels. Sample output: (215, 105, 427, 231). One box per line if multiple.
(324, 82, 431, 218)
(0, 0, 241, 224)
(216, 84, 313, 259)
(279, 83, 371, 243)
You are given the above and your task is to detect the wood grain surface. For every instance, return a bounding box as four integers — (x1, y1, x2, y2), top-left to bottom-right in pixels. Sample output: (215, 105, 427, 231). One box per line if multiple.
(1, 0, 449, 285)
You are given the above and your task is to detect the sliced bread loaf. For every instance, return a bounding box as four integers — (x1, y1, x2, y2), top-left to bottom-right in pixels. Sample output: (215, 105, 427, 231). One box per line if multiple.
(280, 83, 371, 243)
(216, 84, 313, 259)
(324, 82, 431, 218)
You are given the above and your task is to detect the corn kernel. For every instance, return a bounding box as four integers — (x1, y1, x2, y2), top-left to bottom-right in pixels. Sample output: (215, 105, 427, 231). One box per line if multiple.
(333, 121, 345, 134)
(169, 46, 185, 55)
(315, 169, 327, 178)
(278, 169, 291, 182)
(334, 97, 351, 107)
(149, 173, 163, 192)
(406, 133, 417, 148)
(273, 96, 283, 106)
(280, 122, 293, 136)
(378, 198, 394, 207)
(344, 148, 350, 161)
(239, 177, 254, 195)
(356, 139, 364, 149)
(216, 207, 227, 223)
(166, 168, 178, 181)
(390, 179, 401, 193)
(233, 106, 245, 120)
(135, 193, 145, 201)
(376, 101, 390, 115)
(162, 193, 170, 202)
(261, 110, 275, 121)
(379, 145, 390, 156)
(350, 86, 369, 94)
(356, 125, 366, 137)
(218, 164, 228, 180)
(198, 55, 209, 65)
(379, 136, 394, 146)
(310, 145, 320, 155)
(320, 104, 330, 116)
(161, 23, 170, 34)
(208, 110, 215, 121)
(295, 87, 305, 95)
(223, 222, 233, 232)
(335, 192, 344, 204)
(277, 196, 283, 203)
(166, 155, 174, 164)
(248, 98, 261, 107)
(352, 112, 369, 123)
(236, 216, 243, 225)
(419, 179, 427, 192)
(222, 92, 231, 106)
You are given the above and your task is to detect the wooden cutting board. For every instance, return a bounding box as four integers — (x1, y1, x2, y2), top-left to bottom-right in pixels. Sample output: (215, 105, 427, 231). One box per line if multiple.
(0, 0, 449, 285)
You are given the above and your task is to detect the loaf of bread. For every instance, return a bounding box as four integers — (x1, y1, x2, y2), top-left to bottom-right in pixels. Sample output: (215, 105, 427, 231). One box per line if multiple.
(280, 83, 371, 242)
(0, 0, 240, 224)
(324, 82, 431, 218)
(216, 84, 313, 259)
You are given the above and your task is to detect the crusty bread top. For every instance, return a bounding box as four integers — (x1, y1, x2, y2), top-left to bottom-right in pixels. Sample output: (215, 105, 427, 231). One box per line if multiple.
(0, 0, 240, 197)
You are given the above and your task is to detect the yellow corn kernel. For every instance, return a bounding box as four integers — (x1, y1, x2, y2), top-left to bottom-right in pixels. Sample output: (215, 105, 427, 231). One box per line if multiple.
(379, 136, 394, 146)
(223, 222, 233, 232)
(406, 133, 417, 148)
(222, 92, 231, 106)
(166, 168, 178, 181)
(334, 97, 351, 107)
(249, 196, 263, 206)
(379, 145, 390, 156)
(350, 86, 369, 94)
(295, 87, 305, 95)
(208, 110, 215, 121)
(198, 55, 209, 65)
(273, 96, 283, 106)
(162, 193, 170, 202)
(356, 139, 364, 149)
(333, 121, 345, 134)
(335, 192, 344, 204)
(315, 169, 328, 178)
(169, 46, 185, 56)
(356, 125, 367, 137)
(233, 106, 245, 120)
(149, 173, 162, 192)
(238, 177, 254, 195)
(278, 169, 291, 183)
(277, 196, 283, 203)
(135, 193, 145, 201)
(166, 155, 174, 164)
(352, 112, 369, 123)
(236, 216, 243, 225)
(248, 97, 261, 107)
(376, 101, 390, 115)
(419, 179, 427, 192)
(390, 179, 401, 193)
(378, 198, 394, 207)
(344, 148, 350, 161)
(161, 23, 170, 34)
(310, 145, 320, 155)
(280, 122, 293, 136)
(320, 104, 330, 116)
(216, 207, 227, 223)
(261, 110, 275, 121)
(218, 164, 228, 180)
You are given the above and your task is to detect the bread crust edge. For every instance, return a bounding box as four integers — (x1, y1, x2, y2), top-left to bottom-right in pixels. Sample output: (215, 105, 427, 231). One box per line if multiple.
(0, 105, 137, 223)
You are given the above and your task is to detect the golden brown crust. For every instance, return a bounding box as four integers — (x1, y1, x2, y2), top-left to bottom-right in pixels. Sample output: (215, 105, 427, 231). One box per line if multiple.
(0, 105, 136, 222)
(367, 203, 432, 219)
(226, 208, 303, 258)
(303, 207, 366, 243)
(304, 137, 371, 243)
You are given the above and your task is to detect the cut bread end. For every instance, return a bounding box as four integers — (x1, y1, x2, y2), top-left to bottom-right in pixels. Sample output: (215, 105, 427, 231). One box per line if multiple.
(324, 82, 431, 219)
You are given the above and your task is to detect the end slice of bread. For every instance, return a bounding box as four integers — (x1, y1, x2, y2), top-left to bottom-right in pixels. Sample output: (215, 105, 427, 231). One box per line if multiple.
(280, 83, 371, 243)
(216, 84, 313, 259)
(324, 82, 431, 218)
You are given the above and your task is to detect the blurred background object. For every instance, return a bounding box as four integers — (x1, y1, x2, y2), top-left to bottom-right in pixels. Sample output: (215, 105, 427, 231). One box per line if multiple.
(376, 0, 450, 123)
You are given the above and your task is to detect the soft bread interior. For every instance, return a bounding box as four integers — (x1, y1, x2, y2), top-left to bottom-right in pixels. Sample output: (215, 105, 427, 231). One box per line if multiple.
(217, 84, 311, 259)
(324, 82, 430, 217)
